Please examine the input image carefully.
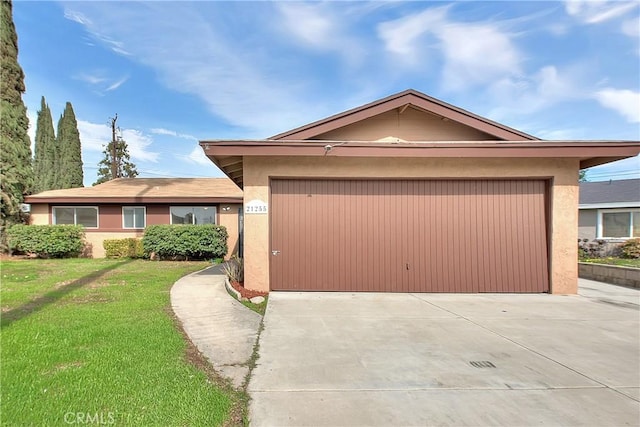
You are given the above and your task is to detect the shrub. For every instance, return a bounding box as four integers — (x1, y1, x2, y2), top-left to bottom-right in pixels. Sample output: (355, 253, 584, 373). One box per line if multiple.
(222, 255, 244, 283)
(6, 225, 85, 258)
(621, 238, 640, 259)
(103, 238, 144, 259)
(143, 225, 228, 260)
(578, 238, 606, 259)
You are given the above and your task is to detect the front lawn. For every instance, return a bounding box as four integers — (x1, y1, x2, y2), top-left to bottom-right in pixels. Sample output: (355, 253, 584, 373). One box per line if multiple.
(581, 258, 640, 268)
(1, 259, 244, 426)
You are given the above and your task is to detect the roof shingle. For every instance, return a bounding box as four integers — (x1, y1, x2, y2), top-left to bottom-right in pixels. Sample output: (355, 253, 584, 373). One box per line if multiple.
(579, 178, 640, 205)
(25, 178, 243, 202)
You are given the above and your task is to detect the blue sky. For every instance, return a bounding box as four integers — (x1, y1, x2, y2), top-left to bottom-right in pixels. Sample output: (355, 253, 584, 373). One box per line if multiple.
(13, 1, 640, 186)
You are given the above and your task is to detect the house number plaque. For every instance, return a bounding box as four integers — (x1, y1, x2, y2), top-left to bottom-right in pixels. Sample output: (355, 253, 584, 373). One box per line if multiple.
(245, 199, 268, 214)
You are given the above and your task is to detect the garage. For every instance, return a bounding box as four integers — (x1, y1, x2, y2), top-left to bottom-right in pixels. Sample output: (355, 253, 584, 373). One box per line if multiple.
(271, 178, 549, 293)
(202, 89, 640, 294)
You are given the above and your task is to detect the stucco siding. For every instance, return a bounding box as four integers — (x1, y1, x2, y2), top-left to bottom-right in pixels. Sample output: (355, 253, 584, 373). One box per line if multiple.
(29, 204, 49, 225)
(218, 203, 242, 259)
(242, 156, 580, 294)
(579, 210, 597, 240)
(85, 231, 144, 258)
(315, 107, 499, 141)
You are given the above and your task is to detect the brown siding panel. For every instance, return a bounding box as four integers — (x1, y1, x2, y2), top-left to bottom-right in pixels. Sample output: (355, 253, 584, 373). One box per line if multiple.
(271, 179, 549, 293)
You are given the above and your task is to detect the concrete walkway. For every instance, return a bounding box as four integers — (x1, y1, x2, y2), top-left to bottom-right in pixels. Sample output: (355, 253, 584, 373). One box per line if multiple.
(170, 266, 261, 389)
(249, 279, 640, 426)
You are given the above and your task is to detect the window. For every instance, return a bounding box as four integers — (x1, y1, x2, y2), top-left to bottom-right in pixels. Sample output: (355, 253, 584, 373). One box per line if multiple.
(599, 210, 640, 238)
(53, 207, 98, 228)
(123, 207, 146, 229)
(170, 206, 216, 225)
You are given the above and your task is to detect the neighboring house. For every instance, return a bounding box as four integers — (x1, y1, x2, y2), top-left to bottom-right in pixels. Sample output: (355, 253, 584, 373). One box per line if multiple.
(24, 178, 243, 258)
(201, 89, 640, 294)
(579, 179, 640, 243)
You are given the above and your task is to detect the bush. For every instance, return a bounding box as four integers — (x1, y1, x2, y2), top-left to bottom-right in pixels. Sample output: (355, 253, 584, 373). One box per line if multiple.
(103, 238, 144, 259)
(578, 238, 606, 260)
(621, 238, 640, 259)
(6, 225, 85, 258)
(143, 225, 228, 260)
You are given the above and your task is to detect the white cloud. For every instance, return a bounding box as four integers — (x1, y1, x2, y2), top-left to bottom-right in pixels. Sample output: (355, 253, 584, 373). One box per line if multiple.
(64, 9, 92, 26)
(276, 3, 334, 50)
(150, 128, 177, 137)
(622, 17, 640, 37)
(74, 71, 129, 94)
(27, 110, 37, 154)
(77, 120, 160, 162)
(594, 88, 640, 123)
(183, 145, 211, 166)
(105, 76, 128, 92)
(565, 0, 638, 24)
(488, 65, 580, 120)
(75, 73, 107, 85)
(377, 6, 521, 90)
(150, 128, 197, 141)
(61, 2, 332, 137)
(438, 23, 521, 91)
(377, 6, 448, 63)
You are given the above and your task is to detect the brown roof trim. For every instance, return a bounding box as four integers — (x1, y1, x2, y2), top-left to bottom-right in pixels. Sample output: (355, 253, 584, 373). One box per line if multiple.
(200, 139, 640, 188)
(24, 196, 243, 204)
(268, 89, 539, 141)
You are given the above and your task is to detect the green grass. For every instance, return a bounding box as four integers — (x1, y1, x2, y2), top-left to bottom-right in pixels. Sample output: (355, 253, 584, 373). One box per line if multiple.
(240, 297, 268, 316)
(1, 259, 244, 426)
(581, 257, 640, 268)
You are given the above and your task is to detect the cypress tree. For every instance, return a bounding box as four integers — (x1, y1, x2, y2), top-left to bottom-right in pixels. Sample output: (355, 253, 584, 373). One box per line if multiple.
(56, 102, 83, 188)
(0, 0, 34, 249)
(33, 96, 57, 192)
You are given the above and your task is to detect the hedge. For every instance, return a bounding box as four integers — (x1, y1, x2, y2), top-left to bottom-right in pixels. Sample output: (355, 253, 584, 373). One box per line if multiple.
(103, 238, 145, 259)
(142, 225, 228, 260)
(6, 225, 85, 258)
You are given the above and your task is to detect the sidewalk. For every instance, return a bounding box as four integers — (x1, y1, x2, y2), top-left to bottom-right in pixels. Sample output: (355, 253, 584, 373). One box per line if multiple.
(170, 265, 262, 389)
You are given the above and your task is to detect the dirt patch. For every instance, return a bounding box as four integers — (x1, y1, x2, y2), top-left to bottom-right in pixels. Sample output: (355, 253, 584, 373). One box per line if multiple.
(0, 253, 33, 261)
(229, 281, 267, 300)
(44, 361, 85, 376)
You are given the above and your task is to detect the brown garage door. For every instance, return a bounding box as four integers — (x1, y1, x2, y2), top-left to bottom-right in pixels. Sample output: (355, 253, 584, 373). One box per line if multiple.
(270, 179, 549, 293)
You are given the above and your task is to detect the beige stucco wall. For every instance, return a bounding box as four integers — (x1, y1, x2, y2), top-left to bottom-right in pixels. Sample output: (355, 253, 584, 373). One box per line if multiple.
(242, 156, 580, 294)
(29, 204, 49, 225)
(85, 231, 144, 258)
(218, 203, 242, 259)
(316, 107, 499, 141)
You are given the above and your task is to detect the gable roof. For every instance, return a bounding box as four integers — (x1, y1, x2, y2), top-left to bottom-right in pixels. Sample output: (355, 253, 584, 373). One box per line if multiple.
(270, 89, 539, 141)
(579, 178, 640, 208)
(201, 89, 640, 188)
(24, 178, 243, 204)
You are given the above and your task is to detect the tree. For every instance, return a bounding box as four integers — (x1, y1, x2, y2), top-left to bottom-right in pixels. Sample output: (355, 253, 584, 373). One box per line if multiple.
(1, 0, 33, 249)
(33, 96, 57, 192)
(56, 102, 83, 188)
(579, 170, 588, 182)
(94, 114, 138, 185)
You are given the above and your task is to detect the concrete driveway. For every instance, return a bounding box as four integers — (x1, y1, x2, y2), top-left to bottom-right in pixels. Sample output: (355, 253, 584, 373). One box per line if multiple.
(248, 279, 640, 426)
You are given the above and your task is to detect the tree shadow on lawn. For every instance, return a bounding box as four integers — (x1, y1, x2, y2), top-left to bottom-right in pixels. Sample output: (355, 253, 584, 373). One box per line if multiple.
(1, 260, 132, 328)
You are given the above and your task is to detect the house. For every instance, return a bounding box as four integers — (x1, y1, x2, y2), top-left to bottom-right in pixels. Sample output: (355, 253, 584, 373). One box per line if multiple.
(25, 178, 243, 258)
(579, 178, 640, 244)
(201, 89, 640, 294)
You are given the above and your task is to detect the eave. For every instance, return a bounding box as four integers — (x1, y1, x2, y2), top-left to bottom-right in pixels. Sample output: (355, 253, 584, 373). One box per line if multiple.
(200, 139, 640, 188)
(24, 196, 243, 204)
